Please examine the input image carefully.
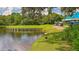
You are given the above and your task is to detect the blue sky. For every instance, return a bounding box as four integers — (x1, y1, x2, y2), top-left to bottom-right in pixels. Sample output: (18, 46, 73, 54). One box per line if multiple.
(52, 7, 61, 14)
(0, 7, 21, 15)
(0, 7, 61, 15)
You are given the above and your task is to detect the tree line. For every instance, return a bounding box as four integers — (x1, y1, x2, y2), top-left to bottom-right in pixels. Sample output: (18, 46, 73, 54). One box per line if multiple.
(0, 7, 78, 25)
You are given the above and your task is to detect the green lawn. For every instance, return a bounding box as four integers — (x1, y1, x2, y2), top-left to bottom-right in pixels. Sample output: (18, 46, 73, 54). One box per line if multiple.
(32, 25, 71, 51)
(5, 25, 48, 28)
(0, 24, 61, 33)
(32, 34, 71, 51)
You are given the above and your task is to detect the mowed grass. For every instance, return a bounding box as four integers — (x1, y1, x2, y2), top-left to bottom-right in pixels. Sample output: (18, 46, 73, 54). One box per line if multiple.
(32, 34, 71, 51)
(5, 24, 51, 28)
(4, 24, 61, 33)
(32, 35, 60, 51)
(32, 25, 71, 51)
(0, 24, 62, 33)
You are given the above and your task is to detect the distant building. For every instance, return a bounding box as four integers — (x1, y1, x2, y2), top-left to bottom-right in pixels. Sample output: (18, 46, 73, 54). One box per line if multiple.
(64, 11, 79, 25)
(64, 11, 79, 21)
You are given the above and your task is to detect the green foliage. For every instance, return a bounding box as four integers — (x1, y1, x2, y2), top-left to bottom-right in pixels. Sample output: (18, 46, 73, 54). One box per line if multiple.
(21, 7, 64, 25)
(39, 13, 64, 25)
(22, 7, 46, 19)
(48, 13, 64, 24)
(46, 25, 79, 50)
(47, 33, 62, 43)
(10, 13, 22, 25)
(0, 13, 22, 25)
(21, 18, 35, 25)
(0, 11, 64, 25)
(61, 7, 78, 16)
(32, 28, 71, 51)
(62, 25, 79, 50)
(0, 16, 6, 25)
(0, 20, 5, 25)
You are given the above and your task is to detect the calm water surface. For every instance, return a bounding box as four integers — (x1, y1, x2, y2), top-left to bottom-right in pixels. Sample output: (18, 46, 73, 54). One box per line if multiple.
(0, 32, 42, 51)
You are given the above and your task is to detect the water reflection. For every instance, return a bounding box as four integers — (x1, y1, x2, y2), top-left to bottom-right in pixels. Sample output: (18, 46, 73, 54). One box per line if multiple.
(0, 31, 42, 51)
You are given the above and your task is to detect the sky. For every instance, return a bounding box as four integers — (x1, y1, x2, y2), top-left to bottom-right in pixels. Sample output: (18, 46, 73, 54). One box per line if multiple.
(0, 7, 21, 15)
(52, 7, 61, 14)
(0, 7, 61, 15)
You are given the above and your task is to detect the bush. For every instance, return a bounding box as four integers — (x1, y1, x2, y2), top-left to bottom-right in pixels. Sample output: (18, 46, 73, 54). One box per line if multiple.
(0, 13, 64, 25)
(60, 25, 79, 50)
(46, 25, 79, 50)
(41, 13, 64, 24)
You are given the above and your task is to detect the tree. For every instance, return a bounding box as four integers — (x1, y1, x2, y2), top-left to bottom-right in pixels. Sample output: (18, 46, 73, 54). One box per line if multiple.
(0, 16, 6, 25)
(48, 7, 53, 14)
(3, 13, 22, 25)
(61, 7, 79, 16)
(47, 13, 64, 24)
(22, 7, 47, 19)
(11, 13, 22, 25)
(21, 7, 64, 25)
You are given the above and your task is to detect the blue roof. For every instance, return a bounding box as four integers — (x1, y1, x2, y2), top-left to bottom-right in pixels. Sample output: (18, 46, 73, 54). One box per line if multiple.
(72, 12, 79, 18)
(64, 12, 79, 21)
(65, 16, 72, 19)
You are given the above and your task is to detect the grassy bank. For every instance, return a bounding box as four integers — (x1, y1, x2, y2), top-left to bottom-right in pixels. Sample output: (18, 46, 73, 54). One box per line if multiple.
(0, 24, 62, 33)
(32, 25, 79, 51)
(0, 24, 71, 51)
(6, 24, 52, 32)
(32, 33, 71, 51)
(32, 25, 72, 51)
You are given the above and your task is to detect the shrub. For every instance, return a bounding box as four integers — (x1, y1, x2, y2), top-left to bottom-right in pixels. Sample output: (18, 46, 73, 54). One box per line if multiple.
(46, 25, 79, 50)
(60, 25, 79, 50)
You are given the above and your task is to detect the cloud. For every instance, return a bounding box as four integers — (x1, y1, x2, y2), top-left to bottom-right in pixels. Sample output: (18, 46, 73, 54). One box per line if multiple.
(52, 7, 61, 14)
(0, 7, 21, 15)
(2, 7, 13, 15)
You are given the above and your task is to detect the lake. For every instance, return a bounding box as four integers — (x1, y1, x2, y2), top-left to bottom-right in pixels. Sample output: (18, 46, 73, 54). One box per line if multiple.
(0, 31, 42, 51)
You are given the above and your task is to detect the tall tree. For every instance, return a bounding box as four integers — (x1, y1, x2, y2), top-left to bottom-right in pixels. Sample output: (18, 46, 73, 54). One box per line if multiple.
(48, 7, 53, 14)
(61, 7, 79, 16)
(22, 7, 49, 19)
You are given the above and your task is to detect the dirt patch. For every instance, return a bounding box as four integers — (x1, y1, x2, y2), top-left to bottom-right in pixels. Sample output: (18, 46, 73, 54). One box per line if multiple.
(53, 26, 64, 31)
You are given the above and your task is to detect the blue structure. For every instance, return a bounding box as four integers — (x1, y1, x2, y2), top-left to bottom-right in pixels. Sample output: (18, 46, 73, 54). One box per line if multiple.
(64, 12, 79, 25)
(64, 12, 79, 21)
(64, 16, 72, 21)
(72, 12, 79, 18)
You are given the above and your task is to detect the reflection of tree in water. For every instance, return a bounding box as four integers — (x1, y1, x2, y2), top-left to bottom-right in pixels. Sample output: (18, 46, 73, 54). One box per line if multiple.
(0, 31, 42, 50)
(26, 31, 42, 36)
(11, 32, 22, 38)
